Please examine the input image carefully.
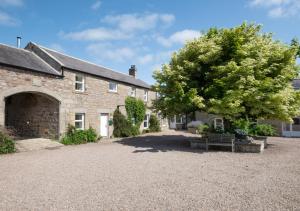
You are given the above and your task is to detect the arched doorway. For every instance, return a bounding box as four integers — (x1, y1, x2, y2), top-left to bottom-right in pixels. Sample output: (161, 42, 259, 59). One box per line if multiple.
(4, 92, 60, 139)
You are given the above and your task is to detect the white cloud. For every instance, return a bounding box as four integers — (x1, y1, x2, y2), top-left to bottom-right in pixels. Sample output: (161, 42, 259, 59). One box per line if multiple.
(91, 1, 101, 10)
(48, 43, 65, 53)
(269, 7, 284, 17)
(0, 0, 23, 26)
(160, 14, 175, 25)
(0, 11, 19, 26)
(86, 41, 173, 67)
(86, 43, 136, 63)
(138, 51, 173, 66)
(249, 0, 300, 18)
(0, 0, 23, 7)
(157, 29, 201, 47)
(62, 27, 131, 41)
(62, 12, 176, 42)
(250, 0, 289, 7)
(102, 13, 175, 32)
(137, 54, 154, 65)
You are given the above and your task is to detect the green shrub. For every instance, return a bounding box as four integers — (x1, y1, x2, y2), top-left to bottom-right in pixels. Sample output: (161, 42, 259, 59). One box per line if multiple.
(232, 119, 276, 136)
(130, 125, 140, 136)
(142, 129, 150, 134)
(113, 109, 133, 137)
(0, 131, 15, 154)
(233, 119, 251, 134)
(86, 127, 98, 142)
(250, 124, 276, 136)
(211, 125, 225, 134)
(197, 124, 210, 135)
(149, 114, 161, 132)
(61, 125, 100, 145)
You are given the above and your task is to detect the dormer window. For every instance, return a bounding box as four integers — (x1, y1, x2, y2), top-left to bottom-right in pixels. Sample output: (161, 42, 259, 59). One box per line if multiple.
(75, 74, 85, 92)
(109, 81, 118, 92)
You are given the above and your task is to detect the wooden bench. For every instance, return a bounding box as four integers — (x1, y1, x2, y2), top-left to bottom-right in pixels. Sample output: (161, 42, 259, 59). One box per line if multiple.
(206, 133, 236, 152)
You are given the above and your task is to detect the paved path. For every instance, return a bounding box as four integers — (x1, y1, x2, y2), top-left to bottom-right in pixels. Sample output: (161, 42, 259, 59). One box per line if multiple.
(15, 138, 63, 152)
(0, 131, 299, 210)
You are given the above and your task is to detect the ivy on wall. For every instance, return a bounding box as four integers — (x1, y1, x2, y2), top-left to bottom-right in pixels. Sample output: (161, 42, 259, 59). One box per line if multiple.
(125, 96, 146, 127)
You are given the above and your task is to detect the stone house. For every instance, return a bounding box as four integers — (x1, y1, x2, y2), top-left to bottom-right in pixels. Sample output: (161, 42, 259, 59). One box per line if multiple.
(0, 42, 156, 139)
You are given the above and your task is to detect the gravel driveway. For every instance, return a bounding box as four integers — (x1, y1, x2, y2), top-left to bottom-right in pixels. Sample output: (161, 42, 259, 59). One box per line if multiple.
(0, 131, 299, 210)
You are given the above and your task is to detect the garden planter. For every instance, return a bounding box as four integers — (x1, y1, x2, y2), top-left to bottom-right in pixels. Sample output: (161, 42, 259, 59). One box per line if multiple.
(250, 136, 268, 148)
(188, 127, 198, 134)
(235, 141, 264, 153)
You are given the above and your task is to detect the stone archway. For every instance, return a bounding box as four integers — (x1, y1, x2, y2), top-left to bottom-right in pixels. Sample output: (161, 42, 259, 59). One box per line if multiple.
(5, 92, 59, 138)
(0, 86, 65, 139)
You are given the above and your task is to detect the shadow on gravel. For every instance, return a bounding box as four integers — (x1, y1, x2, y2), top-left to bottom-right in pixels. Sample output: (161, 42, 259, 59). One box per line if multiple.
(115, 135, 204, 153)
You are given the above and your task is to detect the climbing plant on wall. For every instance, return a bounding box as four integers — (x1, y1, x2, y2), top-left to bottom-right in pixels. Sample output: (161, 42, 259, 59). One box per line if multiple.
(125, 96, 146, 127)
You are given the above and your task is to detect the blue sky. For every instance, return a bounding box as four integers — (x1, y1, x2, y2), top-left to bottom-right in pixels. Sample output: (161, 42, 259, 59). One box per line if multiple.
(0, 0, 299, 84)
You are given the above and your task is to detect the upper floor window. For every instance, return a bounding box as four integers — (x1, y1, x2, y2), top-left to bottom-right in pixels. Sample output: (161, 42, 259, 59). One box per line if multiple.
(144, 90, 148, 102)
(129, 87, 136, 97)
(109, 81, 118, 92)
(75, 113, 85, 130)
(75, 75, 85, 92)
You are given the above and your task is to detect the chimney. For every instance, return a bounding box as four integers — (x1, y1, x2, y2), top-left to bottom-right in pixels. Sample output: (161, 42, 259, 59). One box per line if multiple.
(16, 36, 21, 48)
(129, 65, 137, 78)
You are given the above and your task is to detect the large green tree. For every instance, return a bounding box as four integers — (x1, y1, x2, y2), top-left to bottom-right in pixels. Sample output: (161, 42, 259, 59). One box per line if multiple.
(153, 23, 300, 122)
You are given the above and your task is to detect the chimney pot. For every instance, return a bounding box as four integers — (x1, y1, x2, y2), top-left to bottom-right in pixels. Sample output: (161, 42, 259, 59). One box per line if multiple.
(129, 65, 137, 78)
(16, 36, 21, 48)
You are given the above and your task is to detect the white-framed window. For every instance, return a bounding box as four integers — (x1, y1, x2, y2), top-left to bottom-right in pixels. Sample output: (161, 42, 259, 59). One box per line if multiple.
(214, 118, 224, 130)
(144, 114, 150, 128)
(109, 81, 118, 92)
(156, 92, 161, 99)
(75, 74, 85, 92)
(176, 115, 183, 124)
(144, 90, 148, 102)
(75, 113, 85, 130)
(129, 87, 136, 97)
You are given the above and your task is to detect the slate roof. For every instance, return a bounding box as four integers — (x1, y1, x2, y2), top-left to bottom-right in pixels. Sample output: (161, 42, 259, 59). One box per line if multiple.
(0, 42, 151, 89)
(0, 44, 60, 76)
(37, 44, 150, 89)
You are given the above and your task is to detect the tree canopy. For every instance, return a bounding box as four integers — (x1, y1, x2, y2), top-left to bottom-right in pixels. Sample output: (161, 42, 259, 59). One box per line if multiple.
(153, 23, 300, 122)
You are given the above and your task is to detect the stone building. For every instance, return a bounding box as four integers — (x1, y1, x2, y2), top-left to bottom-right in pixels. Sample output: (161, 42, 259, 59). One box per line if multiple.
(0, 42, 155, 139)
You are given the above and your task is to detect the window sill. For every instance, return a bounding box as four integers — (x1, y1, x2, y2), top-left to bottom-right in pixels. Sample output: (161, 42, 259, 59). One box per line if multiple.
(108, 90, 118, 94)
(74, 90, 88, 95)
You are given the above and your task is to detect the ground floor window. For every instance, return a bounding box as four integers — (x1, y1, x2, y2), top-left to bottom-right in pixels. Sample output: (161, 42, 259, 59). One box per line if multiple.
(213, 118, 224, 130)
(176, 115, 183, 124)
(293, 118, 300, 125)
(144, 114, 150, 128)
(75, 113, 85, 130)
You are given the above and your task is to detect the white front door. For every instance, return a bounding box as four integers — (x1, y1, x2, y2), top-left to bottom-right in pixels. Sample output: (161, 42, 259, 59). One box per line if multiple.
(100, 113, 109, 137)
(169, 115, 176, 129)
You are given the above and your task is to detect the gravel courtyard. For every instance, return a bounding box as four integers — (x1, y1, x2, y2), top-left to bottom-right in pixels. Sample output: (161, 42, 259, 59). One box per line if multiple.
(0, 131, 299, 210)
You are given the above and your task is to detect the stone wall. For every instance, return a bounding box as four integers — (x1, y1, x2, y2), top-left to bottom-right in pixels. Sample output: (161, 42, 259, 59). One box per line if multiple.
(0, 65, 156, 138)
(5, 93, 59, 138)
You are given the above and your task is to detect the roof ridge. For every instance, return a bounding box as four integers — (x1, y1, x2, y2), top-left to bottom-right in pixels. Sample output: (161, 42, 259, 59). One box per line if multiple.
(38, 44, 136, 79)
(0, 43, 31, 53)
